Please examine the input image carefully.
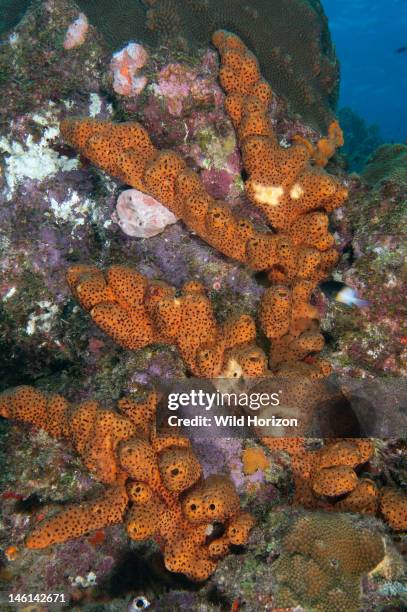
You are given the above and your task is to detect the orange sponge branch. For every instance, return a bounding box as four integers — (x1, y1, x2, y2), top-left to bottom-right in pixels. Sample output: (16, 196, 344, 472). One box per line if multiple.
(61, 118, 286, 272)
(212, 29, 347, 233)
(211, 31, 348, 376)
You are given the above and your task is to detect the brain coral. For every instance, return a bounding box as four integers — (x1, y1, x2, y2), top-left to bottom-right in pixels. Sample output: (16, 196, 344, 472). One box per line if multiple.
(272, 512, 386, 612)
(77, 0, 338, 129)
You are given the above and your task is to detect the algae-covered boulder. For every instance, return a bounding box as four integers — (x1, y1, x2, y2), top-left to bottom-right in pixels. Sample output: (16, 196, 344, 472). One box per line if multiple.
(362, 143, 407, 187)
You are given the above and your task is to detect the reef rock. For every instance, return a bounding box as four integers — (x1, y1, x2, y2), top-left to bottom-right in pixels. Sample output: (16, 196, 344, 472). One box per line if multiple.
(325, 147, 407, 380)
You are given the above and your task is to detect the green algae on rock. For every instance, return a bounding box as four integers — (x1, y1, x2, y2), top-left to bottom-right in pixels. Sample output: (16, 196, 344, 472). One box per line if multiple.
(362, 143, 407, 187)
(324, 147, 407, 378)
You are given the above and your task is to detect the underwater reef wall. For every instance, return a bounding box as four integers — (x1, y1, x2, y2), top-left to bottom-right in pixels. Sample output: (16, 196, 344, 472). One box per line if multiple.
(0, 0, 406, 609)
(57, 29, 346, 421)
(362, 143, 407, 187)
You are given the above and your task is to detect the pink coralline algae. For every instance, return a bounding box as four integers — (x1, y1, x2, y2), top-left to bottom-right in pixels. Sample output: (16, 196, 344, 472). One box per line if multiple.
(114, 188, 178, 238)
(110, 43, 149, 96)
(63, 13, 89, 50)
(153, 60, 223, 116)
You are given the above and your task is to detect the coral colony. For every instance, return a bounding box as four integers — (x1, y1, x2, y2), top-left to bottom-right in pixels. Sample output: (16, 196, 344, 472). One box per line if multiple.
(0, 5, 406, 611)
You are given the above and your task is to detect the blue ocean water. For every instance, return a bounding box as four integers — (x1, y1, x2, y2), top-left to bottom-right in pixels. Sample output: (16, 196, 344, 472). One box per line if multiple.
(323, 0, 407, 142)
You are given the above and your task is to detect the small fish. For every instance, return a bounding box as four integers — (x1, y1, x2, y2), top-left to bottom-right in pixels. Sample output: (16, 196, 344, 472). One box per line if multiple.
(320, 281, 370, 308)
(395, 46, 407, 54)
(128, 596, 151, 610)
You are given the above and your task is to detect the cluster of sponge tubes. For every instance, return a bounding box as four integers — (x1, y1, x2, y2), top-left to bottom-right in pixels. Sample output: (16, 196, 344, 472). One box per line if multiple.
(0, 385, 254, 581)
(287, 438, 407, 531)
(59, 32, 407, 531)
(1, 31, 381, 579)
(60, 30, 347, 387)
(58, 30, 357, 507)
(67, 264, 268, 379)
(59, 31, 349, 450)
(64, 260, 407, 531)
